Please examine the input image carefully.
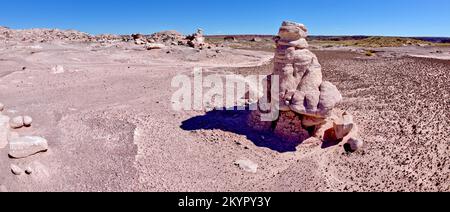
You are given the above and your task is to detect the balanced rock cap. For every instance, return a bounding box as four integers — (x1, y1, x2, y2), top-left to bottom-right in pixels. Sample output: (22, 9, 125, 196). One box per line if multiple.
(282, 21, 308, 32)
(278, 21, 308, 41)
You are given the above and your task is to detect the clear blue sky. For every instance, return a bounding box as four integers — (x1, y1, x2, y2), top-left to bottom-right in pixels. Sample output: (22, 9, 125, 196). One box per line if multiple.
(1, 0, 449, 36)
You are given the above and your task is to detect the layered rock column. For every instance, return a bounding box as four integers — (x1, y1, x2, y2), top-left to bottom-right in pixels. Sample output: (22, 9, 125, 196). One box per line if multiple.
(273, 21, 342, 118)
(248, 21, 363, 151)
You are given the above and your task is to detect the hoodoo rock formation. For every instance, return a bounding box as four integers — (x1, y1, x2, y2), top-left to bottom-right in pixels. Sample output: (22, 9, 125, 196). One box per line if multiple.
(248, 21, 363, 151)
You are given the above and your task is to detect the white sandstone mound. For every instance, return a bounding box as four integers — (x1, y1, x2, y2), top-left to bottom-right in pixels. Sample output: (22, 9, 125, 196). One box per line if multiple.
(9, 115, 32, 129)
(248, 21, 363, 151)
(347, 137, 364, 152)
(25, 166, 33, 175)
(9, 136, 49, 159)
(9, 116, 24, 129)
(130, 29, 212, 50)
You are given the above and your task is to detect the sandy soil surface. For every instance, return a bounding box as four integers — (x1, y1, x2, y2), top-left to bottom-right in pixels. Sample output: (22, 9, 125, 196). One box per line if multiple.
(0, 37, 448, 192)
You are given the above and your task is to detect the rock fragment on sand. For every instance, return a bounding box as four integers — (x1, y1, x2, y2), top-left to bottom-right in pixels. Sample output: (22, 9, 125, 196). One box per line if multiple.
(23, 116, 33, 127)
(234, 159, 258, 173)
(9, 136, 48, 159)
(10, 116, 24, 129)
(0, 102, 4, 112)
(11, 164, 23, 175)
(333, 112, 354, 140)
(25, 166, 33, 175)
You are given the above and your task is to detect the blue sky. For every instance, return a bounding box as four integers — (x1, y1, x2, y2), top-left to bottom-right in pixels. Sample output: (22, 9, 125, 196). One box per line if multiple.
(1, 0, 449, 36)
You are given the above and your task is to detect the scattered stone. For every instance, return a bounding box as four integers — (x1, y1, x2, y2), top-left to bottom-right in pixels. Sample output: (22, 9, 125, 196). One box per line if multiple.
(132, 34, 147, 45)
(0, 102, 4, 112)
(234, 159, 258, 173)
(9, 116, 24, 129)
(23, 116, 33, 127)
(346, 137, 364, 152)
(134, 39, 146, 45)
(11, 164, 23, 175)
(25, 166, 33, 175)
(9, 136, 48, 159)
